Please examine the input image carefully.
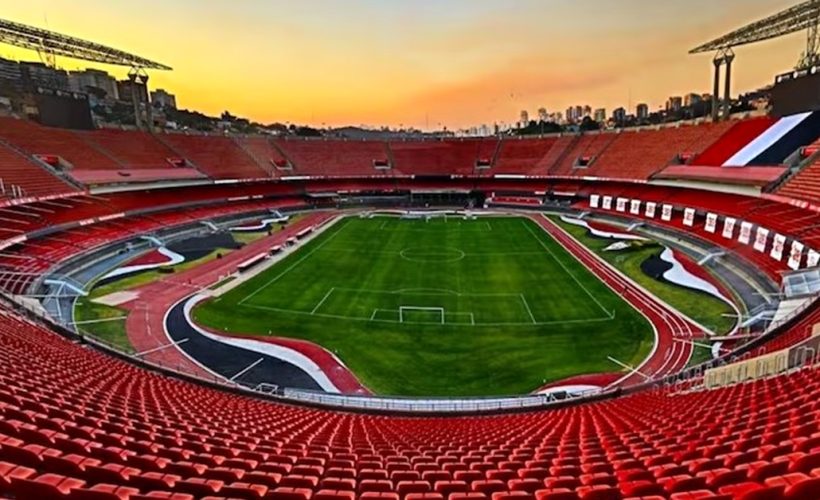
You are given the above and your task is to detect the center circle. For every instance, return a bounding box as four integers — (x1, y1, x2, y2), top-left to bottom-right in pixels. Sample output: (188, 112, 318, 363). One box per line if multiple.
(400, 247, 466, 263)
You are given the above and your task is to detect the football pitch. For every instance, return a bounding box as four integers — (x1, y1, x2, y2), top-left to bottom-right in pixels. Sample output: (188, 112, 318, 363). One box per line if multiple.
(194, 215, 653, 396)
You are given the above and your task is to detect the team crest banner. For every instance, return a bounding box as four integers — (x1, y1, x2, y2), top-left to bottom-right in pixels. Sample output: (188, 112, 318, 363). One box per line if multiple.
(754, 227, 769, 253)
(683, 208, 695, 227)
(722, 217, 736, 239)
(705, 213, 718, 233)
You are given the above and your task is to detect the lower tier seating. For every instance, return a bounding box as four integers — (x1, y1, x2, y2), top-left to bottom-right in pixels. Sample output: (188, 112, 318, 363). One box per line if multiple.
(0, 303, 818, 499)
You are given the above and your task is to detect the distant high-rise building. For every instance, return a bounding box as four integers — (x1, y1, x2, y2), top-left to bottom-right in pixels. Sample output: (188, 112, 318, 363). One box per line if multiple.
(611, 107, 626, 124)
(666, 96, 683, 112)
(69, 69, 119, 100)
(151, 89, 177, 110)
(636, 103, 649, 120)
(519, 110, 529, 127)
(20, 62, 68, 90)
(684, 93, 702, 107)
(583, 105, 592, 118)
(537, 107, 548, 122)
(574, 105, 584, 121)
(593, 108, 606, 123)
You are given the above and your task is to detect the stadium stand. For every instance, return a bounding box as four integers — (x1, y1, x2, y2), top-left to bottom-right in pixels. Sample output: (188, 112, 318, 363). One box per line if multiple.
(0, 113, 817, 500)
(389, 139, 492, 175)
(0, 141, 77, 198)
(0, 117, 121, 171)
(0, 302, 818, 499)
(777, 155, 820, 205)
(234, 137, 288, 175)
(693, 117, 779, 166)
(274, 139, 392, 177)
(585, 123, 731, 180)
(491, 137, 558, 174)
(75, 130, 180, 170)
(160, 133, 271, 179)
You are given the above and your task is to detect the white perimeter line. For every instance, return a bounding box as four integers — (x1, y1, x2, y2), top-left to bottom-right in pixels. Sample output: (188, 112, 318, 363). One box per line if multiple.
(311, 287, 335, 314)
(229, 357, 265, 382)
(521, 219, 612, 317)
(239, 218, 348, 305)
(520, 294, 537, 324)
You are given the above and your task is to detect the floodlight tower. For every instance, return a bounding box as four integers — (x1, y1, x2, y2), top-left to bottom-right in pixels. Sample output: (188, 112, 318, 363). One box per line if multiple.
(691, 0, 820, 121)
(0, 17, 171, 132)
(128, 67, 152, 132)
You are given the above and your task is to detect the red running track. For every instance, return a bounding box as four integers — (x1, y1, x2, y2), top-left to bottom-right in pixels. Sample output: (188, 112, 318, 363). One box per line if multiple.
(120, 211, 369, 393)
(528, 214, 699, 387)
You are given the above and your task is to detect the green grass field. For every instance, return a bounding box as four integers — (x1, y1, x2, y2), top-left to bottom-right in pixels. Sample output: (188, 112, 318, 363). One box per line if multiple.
(194, 215, 654, 396)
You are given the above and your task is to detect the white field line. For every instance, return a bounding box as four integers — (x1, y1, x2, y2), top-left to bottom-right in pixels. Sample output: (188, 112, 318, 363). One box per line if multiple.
(520, 294, 537, 324)
(521, 219, 613, 318)
(311, 287, 336, 314)
(239, 218, 349, 305)
(241, 302, 615, 327)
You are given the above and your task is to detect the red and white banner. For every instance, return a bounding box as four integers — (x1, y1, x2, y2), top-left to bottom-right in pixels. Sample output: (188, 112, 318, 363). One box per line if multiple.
(645, 202, 656, 218)
(589, 194, 600, 208)
(602, 196, 613, 210)
(630, 199, 641, 215)
(661, 204, 673, 221)
(722, 217, 736, 239)
(705, 213, 718, 233)
(739, 221, 753, 244)
(754, 227, 769, 252)
(770, 234, 786, 261)
(616, 198, 627, 212)
(788, 241, 804, 270)
(808, 249, 820, 268)
(683, 208, 695, 227)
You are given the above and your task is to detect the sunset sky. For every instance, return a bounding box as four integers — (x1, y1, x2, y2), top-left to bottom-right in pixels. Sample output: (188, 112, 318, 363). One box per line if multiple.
(0, 0, 806, 129)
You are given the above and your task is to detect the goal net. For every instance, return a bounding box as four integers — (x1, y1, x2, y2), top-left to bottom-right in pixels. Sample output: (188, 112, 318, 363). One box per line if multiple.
(399, 306, 445, 324)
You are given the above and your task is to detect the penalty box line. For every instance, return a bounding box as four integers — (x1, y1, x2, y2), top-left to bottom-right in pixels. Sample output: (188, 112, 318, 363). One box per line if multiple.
(242, 302, 616, 327)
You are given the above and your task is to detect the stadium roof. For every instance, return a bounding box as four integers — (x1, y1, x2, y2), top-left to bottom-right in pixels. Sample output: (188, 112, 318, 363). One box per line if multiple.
(0, 17, 172, 70)
(690, 0, 819, 68)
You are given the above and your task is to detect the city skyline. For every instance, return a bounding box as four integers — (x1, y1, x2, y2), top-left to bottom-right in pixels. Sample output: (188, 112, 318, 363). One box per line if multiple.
(0, 0, 807, 129)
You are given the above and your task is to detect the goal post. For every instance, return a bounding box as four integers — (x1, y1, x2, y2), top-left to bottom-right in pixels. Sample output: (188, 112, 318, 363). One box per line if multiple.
(399, 306, 445, 324)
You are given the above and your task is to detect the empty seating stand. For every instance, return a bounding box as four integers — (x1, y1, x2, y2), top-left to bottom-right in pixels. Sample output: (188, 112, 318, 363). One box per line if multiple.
(777, 155, 820, 205)
(389, 139, 494, 176)
(275, 139, 392, 177)
(0, 141, 76, 199)
(0, 301, 818, 500)
(161, 134, 270, 179)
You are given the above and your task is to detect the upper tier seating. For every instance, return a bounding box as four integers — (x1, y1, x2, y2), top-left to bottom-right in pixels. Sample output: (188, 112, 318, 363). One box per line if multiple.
(76, 129, 181, 169)
(585, 123, 732, 180)
(275, 139, 392, 176)
(492, 137, 558, 174)
(776, 141, 820, 205)
(389, 140, 493, 175)
(234, 137, 287, 175)
(0, 303, 818, 500)
(693, 117, 778, 166)
(550, 133, 618, 177)
(0, 117, 121, 170)
(0, 141, 76, 199)
(160, 134, 270, 179)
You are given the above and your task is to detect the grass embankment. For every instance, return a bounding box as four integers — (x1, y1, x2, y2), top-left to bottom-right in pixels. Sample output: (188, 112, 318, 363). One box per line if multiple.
(550, 216, 736, 336)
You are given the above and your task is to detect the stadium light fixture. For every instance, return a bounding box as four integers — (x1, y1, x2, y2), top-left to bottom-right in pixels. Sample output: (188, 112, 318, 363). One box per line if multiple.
(0, 17, 172, 70)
